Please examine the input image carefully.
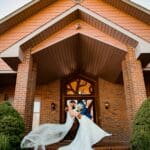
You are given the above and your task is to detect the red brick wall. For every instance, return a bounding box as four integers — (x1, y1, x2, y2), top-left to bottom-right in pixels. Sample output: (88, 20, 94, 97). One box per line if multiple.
(0, 80, 60, 125)
(13, 49, 37, 132)
(0, 72, 148, 145)
(0, 86, 15, 103)
(146, 83, 150, 97)
(35, 80, 60, 124)
(98, 78, 129, 144)
(122, 47, 147, 132)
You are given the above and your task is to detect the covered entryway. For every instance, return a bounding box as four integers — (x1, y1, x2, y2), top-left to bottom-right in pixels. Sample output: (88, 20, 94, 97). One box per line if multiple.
(30, 31, 128, 146)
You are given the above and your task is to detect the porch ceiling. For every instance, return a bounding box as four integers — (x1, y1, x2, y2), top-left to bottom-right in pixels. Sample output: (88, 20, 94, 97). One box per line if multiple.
(33, 34, 126, 84)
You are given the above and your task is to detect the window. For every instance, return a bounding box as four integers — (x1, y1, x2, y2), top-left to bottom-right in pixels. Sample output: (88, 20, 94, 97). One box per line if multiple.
(32, 99, 41, 130)
(66, 78, 94, 95)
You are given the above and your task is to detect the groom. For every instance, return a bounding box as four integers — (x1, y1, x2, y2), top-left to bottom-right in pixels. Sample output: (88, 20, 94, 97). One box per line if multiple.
(78, 100, 92, 119)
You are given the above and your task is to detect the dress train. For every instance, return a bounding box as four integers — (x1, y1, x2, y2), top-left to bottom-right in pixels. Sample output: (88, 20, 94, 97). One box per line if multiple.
(58, 115, 111, 150)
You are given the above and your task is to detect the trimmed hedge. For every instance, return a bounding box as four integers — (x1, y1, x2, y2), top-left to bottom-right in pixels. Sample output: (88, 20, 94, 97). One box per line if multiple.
(0, 101, 25, 150)
(131, 98, 150, 150)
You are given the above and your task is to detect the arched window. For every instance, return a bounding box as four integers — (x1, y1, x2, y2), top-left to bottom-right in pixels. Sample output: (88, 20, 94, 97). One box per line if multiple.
(65, 77, 95, 95)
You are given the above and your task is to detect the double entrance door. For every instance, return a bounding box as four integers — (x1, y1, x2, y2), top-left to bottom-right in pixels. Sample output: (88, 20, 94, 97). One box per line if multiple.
(61, 74, 98, 140)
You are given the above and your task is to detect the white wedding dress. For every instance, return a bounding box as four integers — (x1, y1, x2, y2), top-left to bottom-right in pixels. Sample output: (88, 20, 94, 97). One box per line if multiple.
(58, 115, 112, 150)
(21, 112, 74, 150)
(21, 110, 111, 150)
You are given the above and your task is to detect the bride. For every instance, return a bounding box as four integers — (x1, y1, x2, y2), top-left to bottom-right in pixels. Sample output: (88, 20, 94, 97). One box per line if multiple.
(58, 101, 112, 150)
(21, 101, 111, 150)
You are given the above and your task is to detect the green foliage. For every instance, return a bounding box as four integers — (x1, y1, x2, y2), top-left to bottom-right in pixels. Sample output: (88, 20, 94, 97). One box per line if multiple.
(0, 101, 25, 150)
(131, 98, 150, 150)
(0, 134, 10, 150)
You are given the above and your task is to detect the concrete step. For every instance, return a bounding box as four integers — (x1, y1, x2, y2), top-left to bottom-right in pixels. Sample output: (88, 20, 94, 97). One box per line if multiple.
(47, 146, 130, 150)
(46, 141, 131, 150)
(46, 145, 130, 150)
(94, 146, 130, 150)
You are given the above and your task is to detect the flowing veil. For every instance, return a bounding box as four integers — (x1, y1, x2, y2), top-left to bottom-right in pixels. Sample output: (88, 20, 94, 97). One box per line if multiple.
(21, 112, 74, 150)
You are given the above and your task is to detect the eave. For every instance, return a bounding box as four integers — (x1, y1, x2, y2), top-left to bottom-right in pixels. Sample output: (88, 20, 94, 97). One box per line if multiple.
(0, 5, 150, 71)
(0, 0, 57, 35)
(103, 0, 150, 25)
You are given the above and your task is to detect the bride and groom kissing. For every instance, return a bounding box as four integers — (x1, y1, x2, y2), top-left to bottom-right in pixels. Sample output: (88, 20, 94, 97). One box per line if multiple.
(66, 100, 92, 120)
(21, 100, 111, 150)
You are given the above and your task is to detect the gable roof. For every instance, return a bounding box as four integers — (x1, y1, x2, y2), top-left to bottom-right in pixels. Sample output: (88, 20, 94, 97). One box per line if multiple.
(0, 0, 149, 83)
(0, 0, 149, 35)
(0, 0, 150, 75)
(0, 0, 149, 54)
(0, 4, 150, 68)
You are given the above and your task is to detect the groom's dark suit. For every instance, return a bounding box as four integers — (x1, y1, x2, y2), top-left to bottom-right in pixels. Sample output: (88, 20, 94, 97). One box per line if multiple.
(79, 102, 92, 119)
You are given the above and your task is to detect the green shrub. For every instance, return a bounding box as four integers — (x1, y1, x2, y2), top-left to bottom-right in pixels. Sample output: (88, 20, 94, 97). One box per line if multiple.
(0, 134, 10, 150)
(131, 98, 150, 150)
(0, 101, 25, 150)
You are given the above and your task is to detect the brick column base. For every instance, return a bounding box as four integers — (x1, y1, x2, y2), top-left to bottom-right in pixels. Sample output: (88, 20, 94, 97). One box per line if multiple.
(13, 49, 37, 133)
(122, 46, 147, 135)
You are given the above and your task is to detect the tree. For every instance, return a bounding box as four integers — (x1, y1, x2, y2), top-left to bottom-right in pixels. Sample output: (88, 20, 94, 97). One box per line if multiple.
(131, 98, 150, 150)
(0, 101, 25, 150)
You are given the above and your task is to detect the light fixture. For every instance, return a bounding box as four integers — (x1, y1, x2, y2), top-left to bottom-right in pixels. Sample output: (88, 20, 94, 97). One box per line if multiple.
(104, 101, 110, 109)
(51, 103, 56, 111)
(75, 23, 81, 29)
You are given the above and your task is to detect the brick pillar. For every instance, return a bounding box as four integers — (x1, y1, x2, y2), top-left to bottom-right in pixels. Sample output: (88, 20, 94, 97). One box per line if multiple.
(122, 46, 147, 133)
(13, 49, 37, 133)
(0, 93, 4, 103)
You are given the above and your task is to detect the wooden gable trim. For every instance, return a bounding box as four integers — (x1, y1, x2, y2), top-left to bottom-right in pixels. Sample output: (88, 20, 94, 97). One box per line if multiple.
(103, 0, 150, 25)
(0, 5, 150, 70)
(31, 19, 127, 54)
(0, 0, 149, 34)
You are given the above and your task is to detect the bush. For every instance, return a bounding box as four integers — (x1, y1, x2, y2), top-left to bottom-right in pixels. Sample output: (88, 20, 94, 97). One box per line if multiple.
(0, 101, 25, 150)
(0, 134, 10, 150)
(131, 98, 150, 150)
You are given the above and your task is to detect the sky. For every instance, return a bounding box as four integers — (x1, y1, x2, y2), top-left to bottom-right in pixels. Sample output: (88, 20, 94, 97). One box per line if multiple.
(0, 0, 32, 19)
(0, 0, 150, 19)
(131, 0, 150, 10)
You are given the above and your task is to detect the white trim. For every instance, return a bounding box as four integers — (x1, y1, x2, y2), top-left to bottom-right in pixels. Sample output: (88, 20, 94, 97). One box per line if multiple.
(0, 70, 16, 74)
(32, 32, 127, 54)
(143, 67, 150, 71)
(0, 5, 150, 61)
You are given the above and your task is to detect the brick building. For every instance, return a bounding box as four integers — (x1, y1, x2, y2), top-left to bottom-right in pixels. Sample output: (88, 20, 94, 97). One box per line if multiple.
(0, 0, 150, 149)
